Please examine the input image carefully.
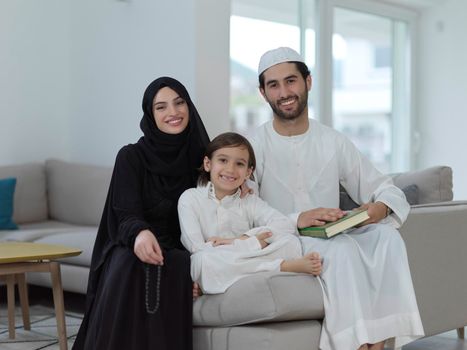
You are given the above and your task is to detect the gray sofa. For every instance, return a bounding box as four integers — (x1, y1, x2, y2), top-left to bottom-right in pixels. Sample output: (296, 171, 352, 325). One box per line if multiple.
(1, 159, 466, 349)
(0, 159, 111, 294)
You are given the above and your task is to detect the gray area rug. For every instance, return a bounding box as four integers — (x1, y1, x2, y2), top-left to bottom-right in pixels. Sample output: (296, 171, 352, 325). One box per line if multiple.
(0, 304, 82, 350)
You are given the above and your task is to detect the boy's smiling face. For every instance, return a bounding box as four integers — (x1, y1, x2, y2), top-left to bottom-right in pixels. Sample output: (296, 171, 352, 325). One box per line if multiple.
(204, 146, 252, 200)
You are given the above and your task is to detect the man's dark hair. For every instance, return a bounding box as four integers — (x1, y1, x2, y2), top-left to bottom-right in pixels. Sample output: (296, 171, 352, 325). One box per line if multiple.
(198, 132, 256, 186)
(258, 61, 311, 90)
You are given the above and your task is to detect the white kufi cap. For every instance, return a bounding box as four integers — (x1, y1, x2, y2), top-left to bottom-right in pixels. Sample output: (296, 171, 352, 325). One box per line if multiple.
(258, 47, 305, 76)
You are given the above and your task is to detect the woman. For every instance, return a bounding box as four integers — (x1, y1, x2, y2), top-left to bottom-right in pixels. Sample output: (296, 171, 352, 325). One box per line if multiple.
(73, 77, 210, 350)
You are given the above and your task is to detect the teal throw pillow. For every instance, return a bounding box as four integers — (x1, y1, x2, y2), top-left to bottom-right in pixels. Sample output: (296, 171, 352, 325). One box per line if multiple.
(0, 177, 18, 230)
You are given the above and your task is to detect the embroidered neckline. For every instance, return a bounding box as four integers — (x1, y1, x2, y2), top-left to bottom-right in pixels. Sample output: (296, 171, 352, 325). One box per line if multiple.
(207, 182, 241, 203)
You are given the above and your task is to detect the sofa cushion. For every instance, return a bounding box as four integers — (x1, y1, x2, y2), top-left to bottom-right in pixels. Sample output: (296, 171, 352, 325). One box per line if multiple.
(0, 163, 47, 224)
(400, 184, 420, 205)
(46, 159, 112, 225)
(0, 220, 91, 243)
(193, 272, 324, 327)
(0, 177, 18, 230)
(391, 166, 453, 204)
(33, 228, 96, 267)
(194, 320, 322, 350)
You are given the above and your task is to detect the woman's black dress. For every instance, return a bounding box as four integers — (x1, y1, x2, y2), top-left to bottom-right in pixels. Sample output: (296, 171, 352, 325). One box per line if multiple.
(72, 77, 209, 350)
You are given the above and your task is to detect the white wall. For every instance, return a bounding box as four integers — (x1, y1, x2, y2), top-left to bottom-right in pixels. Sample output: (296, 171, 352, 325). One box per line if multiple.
(0, 0, 71, 165)
(1, 0, 230, 167)
(418, 0, 467, 199)
(67, 0, 200, 166)
(194, 0, 231, 139)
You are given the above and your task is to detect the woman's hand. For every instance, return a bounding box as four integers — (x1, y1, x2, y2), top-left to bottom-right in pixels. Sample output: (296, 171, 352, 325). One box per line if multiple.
(134, 229, 164, 265)
(193, 282, 203, 299)
(297, 207, 345, 229)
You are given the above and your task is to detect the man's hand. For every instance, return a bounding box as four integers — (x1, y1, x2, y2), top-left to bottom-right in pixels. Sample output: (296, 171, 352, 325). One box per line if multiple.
(240, 181, 254, 198)
(134, 229, 164, 265)
(297, 208, 345, 229)
(357, 201, 388, 226)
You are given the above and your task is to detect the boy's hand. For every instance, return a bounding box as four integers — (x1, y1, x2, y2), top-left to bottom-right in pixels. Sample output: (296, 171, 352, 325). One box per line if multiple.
(255, 231, 272, 249)
(207, 236, 235, 246)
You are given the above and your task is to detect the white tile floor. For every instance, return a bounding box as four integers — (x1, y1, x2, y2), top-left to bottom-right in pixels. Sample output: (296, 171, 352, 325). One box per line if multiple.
(0, 303, 466, 349)
(404, 329, 467, 350)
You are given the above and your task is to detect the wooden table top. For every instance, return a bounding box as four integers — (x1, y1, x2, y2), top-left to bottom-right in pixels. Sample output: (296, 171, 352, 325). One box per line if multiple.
(0, 242, 82, 264)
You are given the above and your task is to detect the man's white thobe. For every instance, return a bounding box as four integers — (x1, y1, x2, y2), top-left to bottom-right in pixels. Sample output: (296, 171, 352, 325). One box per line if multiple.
(251, 119, 424, 350)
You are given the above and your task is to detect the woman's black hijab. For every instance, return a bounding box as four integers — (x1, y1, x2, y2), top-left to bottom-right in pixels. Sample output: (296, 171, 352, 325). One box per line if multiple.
(136, 76, 210, 198)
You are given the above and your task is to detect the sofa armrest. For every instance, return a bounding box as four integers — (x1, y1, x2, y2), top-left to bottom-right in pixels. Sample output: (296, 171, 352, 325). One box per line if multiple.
(400, 201, 467, 336)
(410, 200, 467, 209)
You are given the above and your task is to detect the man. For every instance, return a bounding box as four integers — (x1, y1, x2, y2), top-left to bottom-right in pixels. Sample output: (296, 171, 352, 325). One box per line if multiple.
(250, 47, 424, 350)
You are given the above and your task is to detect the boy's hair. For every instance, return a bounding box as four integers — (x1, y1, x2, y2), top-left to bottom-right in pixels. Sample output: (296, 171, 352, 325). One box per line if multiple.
(198, 132, 256, 186)
(258, 61, 311, 90)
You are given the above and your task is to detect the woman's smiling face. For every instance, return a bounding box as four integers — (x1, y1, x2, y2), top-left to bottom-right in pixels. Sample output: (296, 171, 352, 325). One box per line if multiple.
(152, 87, 189, 134)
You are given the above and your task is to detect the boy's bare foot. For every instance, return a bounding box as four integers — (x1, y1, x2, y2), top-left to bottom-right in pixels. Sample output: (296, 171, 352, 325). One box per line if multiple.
(281, 252, 322, 275)
(368, 341, 385, 350)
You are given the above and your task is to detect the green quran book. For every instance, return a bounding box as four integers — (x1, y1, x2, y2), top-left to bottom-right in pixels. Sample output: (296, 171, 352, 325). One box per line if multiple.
(298, 209, 369, 239)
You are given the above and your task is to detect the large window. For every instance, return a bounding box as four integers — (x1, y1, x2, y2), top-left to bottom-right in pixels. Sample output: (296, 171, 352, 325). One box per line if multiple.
(332, 9, 392, 173)
(331, 7, 411, 173)
(230, 0, 416, 172)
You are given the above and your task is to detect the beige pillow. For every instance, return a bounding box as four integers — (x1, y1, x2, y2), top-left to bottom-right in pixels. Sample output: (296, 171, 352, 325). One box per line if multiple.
(0, 163, 47, 224)
(391, 166, 453, 204)
(46, 159, 112, 225)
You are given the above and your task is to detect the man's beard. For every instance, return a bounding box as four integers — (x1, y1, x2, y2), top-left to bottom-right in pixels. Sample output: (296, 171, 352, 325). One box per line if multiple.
(268, 90, 308, 121)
